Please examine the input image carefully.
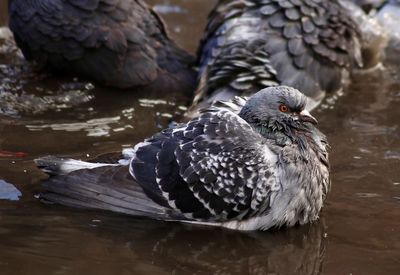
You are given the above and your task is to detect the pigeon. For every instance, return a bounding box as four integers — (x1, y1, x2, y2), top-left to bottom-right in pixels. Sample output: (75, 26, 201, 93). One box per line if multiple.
(8, 0, 196, 92)
(189, 0, 363, 115)
(35, 86, 330, 231)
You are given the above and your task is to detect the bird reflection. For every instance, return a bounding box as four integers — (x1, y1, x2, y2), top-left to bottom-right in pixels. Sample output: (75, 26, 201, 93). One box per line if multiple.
(0, 208, 327, 275)
(92, 217, 327, 275)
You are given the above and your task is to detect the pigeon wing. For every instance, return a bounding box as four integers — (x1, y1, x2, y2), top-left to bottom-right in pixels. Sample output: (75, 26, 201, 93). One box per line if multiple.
(131, 109, 278, 223)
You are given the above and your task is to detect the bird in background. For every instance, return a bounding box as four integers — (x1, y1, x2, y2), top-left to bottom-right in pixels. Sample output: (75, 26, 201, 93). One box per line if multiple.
(8, 0, 196, 94)
(189, 0, 366, 116)
(35, 86, 330, 231)
(8, 0, 388, 112)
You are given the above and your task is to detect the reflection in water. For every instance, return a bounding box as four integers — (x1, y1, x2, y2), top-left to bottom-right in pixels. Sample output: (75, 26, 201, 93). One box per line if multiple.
(0, 80, 95, 117)
(26, 116, 123, 137)
(348, 119, 397, 137)
(0, 211, 327, 275)
(22, 95, 188, 137)
(124, 222, 327, 275)
(153, 3, 187, 14)
(0, 27, 96, 117)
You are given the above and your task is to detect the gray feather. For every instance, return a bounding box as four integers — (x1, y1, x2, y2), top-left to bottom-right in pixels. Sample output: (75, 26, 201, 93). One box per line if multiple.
(8, 0, 196, 90)
(192, 0, 363, 113)
(38, 165, 172, 220)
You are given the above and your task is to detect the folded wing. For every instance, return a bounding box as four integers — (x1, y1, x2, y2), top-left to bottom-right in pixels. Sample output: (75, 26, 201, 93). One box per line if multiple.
(131, 108, 279, 222)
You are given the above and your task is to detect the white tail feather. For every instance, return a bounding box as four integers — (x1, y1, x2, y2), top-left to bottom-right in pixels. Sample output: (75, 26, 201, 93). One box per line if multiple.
(35, 156, 121, 175)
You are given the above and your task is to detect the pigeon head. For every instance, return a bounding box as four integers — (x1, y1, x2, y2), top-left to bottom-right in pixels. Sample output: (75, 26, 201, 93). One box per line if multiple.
(238, 86, 317, 134)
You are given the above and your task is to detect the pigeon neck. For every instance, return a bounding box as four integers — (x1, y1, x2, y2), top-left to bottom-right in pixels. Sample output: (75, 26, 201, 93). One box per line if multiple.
(238, 108, 313, 147)
(252, 120, 315, 151)
(256, 125, 290, 144)
(250, 120, 292, 143)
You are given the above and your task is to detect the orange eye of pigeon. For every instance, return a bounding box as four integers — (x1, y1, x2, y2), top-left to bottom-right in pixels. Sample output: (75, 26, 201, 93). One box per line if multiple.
(279, 104, 288, 113)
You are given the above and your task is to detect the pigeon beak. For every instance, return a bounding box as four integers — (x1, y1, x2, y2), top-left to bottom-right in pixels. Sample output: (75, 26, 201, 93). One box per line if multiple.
(299, 110, 318, 124)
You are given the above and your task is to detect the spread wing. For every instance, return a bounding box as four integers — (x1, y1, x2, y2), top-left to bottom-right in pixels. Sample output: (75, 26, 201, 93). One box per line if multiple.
(196, 0, 362, 102)
(130, 109, 279, 222)
(8, 0, 191, 88)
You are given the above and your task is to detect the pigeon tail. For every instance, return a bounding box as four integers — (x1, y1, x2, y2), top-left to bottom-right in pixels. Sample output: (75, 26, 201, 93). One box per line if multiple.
(36, 159, 170, 220)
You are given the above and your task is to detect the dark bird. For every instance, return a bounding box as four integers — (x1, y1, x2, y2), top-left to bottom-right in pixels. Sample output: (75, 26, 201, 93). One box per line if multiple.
(190, 0, 363, 114)
(8, 0, 196, 92)
(35, 86, 330, 231)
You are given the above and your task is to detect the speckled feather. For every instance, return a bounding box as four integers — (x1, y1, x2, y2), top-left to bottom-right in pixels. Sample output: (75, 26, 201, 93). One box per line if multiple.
(131, 109, 279, 222)
(8, 0, 196, 90)
(193, 0, 362, 108)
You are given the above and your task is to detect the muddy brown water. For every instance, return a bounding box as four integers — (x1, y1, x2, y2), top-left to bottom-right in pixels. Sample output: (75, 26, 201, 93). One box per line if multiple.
(0, 1, 399, 274)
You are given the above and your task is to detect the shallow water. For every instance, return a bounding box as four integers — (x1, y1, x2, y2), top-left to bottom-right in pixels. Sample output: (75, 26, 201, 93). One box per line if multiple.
(0, 1, 399, 274)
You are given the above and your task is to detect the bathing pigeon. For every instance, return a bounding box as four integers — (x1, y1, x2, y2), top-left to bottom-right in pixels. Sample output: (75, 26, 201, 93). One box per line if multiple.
(190, 0, 363, 114)
(8, 0, 196, 92)
(35, 86, 330, 231)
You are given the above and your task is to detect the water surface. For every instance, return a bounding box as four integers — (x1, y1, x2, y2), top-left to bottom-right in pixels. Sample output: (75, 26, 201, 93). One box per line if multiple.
(0, 1, 399, 274)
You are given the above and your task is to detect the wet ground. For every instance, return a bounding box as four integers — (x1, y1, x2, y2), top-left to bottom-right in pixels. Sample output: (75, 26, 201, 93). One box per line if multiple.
(0, 1, 399, 274)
